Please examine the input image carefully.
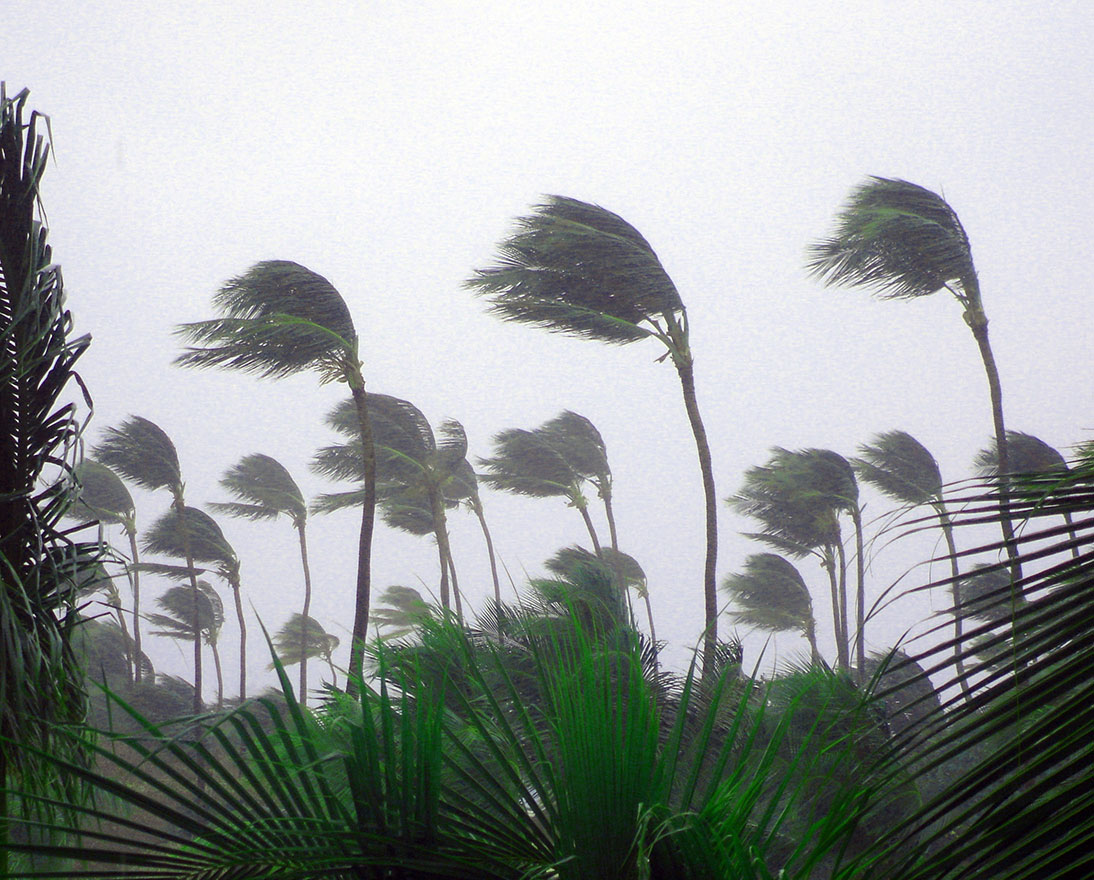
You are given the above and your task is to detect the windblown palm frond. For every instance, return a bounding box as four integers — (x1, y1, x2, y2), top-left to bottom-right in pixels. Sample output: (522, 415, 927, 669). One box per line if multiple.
(92, 415, 181, 495)
(142, 506, 237, 572)
(854, 429, 943, 505)
(974, 430, 1068, 478)
(478, 427, 578, 498)
(270, 613, 339, 668)
(722, 553, 818, 659)
(147, 581, 223, 643)
(210, 452, 307, 526)
(68, 460, 135, 529)
(806, 176, 976, 301)
(371, 586, 433, 640)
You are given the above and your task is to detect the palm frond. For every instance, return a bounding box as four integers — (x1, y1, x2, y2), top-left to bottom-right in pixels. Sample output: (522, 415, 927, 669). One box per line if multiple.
(66, 459, 136, 530)
(270, 613, 339, 665)
(806, 176, 977, 301)
(147, 581, 223, 643)
(854, 429, 943, 505)
(539, 409, 611, 484)
(142, 506, 236, 569)
(974, 430, 1069, 478)
(92, 415, 181, 494)
(478, 427, 577, 498)
(722, 552, 814, 635)
(213, 452, 306, 526)
(465, 195, 681, 344)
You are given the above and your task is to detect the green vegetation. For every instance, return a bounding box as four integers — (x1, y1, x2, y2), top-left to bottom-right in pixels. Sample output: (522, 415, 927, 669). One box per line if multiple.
(3, 88, 1093, 878)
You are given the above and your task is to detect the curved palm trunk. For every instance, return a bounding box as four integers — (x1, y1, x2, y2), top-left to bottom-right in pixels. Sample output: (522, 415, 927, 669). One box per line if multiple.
(835, 537, 850, 671)
(804, 617, 821, 665)
(126, 528, 143, 684)
(935, 502, 972, 700)
(210, 639, 224, 708)
(229, 574, 246, 700)
(173, 497, 203, 713)
(296, 522, 312, 706)
(472, 497, 502, 607)
(673, 355, 719, 677)
(429, 489, 452, 609)
(348, 386, 377, 693)
(822, 549, 848, 670)
(445, 543, 464, 622)
(575, 498, 602, 554)
(602, 487, 620, 554)
(642, 590, 657, 646)
(851, 508, 866, 680)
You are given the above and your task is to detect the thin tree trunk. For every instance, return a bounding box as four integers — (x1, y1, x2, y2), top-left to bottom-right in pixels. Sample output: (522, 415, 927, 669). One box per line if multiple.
(348, 385, 377, 694)
(576, 500, 602, 554)
(603, 487, 620, 553)
(835, 537, 850, 671)
(852, 508, 866, 680)
(673, 356, 719, 677)
(805, 617, 821, 665)
(230, 575, 246, 700)
(297, 522, 312, 706)
(446, 542, 464, 622)
(822, 551, 848, 670)
(211, 640, 224, 708)
(472, 497, 501, 607)
(430, 489, 451, 609)
(173, 497, 203, 714)
(642, 590, 657, 646)
(127, 528, 143, 684)
(935, 502, 972, 700)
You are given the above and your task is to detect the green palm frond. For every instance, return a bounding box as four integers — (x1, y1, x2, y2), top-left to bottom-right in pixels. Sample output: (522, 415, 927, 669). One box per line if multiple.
(478, 427, 578, 498)
(854, 429, 943, 505)
(174, 260, 359, 384)
(539, 409, 611, 485)
(142, 506, 237, 571)
(722, 553, 814, 635)
(67, 459, 136, 530)
(92, 415, 182, 494)
(806, 176, 977, 301)
(465, 195, 681, 344)
(211, 452, 307, 526)
(147, 581, 223, 643)
(974, 430, 1069, 478)
(270, 613, 339, 666)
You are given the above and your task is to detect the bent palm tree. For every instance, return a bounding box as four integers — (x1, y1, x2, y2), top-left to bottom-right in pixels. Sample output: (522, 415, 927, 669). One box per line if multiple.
(93, 416, 207, 713)
(855, 430, 971, 697)
(211, 454, 315, 703)
(270, 614, 340, 689)
(723, 553, 820, 663)
(175, 260, 376, 688)
(449, 450, 503, 607)
(808, 177, 1020, 586)
(146, 581, 225, 708)
(466, 196, 721, 673)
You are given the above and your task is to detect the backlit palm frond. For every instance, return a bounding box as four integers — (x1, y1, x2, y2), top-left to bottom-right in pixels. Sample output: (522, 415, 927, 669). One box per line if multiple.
(68, 459, 136, 530)
(478, 428, 577, 498)
(436, 418, 470, 475)
(174, 260, 358, 384)
(854, 429, 943, 506)
(310, 487, 368, 515)
(379, 493, 435, 536)
(147, 581, 223, 643)
(211, 452, 307, 526)
(372, 586, 433, 639)
(92, 415, 181, 494)
(465, 195, 681, 344)
(807, 177, 976, 301)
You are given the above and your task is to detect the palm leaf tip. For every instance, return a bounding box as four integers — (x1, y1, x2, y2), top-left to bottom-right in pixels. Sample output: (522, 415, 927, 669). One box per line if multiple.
(174, 260, 359, 381)
(465, 195, 682, 344)
(806, 176, 976, 300)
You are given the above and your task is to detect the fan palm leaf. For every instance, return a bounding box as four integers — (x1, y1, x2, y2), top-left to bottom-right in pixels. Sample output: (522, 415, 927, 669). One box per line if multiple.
(175, 259, 377, 688)
(467, 196, 720, 673)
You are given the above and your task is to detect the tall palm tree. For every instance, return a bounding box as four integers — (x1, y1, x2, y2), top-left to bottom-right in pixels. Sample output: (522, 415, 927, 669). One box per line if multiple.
(466, 196, 721, 673)
(142, 506, 246, 699)
(807, 177, 1021, 586)
(854, 429, 972, 696)
(270, 614, 340, 690)
(312, 394, 469, 611)
(93, 417, 208, 713)
(175, 260, 377, 688)
(69, 459, 146, 683)
(722, 553, 820, 663)
(210, 453, 315, 703)
(731, 448, 861, 671)
(146, 581, 225, 708)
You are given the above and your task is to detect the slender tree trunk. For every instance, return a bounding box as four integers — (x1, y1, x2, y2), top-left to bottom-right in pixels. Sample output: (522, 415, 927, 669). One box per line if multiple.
(603, 487, 620, 553)
(642, 590, 657, 646)
(822, 551, 848, 670)
(211, 640, 224, 708)
(348, 385, 377, 694)
(805, 617, 821, 665)
(446, 543, 464, 622)
(429, 489, 451, 609)
(852, 508, 867, 680)
(935, 502, 972, 700)
(297, 522, 312, 706)
(673, 356, 719, 677)
(576, 499, 602, 554)
(230, 575, 246, 700)
(835, 537, 850, 671)
(472, 497, 502, 607)
(173, 497, 203, 714)
(127, 528, 143, 684)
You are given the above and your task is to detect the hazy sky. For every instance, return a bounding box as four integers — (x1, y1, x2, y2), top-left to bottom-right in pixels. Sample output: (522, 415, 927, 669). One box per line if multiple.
(9, 3, 1094, 694)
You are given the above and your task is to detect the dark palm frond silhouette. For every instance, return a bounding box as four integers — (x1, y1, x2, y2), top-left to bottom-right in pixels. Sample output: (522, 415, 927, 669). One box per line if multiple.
(722, 553, 820, 662)
(270, 614, 340, 688)
(146, 581, 225, 707)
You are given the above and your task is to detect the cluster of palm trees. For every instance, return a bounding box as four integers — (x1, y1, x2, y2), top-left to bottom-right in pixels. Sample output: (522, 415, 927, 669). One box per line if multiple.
(4, 77, 1093, 877)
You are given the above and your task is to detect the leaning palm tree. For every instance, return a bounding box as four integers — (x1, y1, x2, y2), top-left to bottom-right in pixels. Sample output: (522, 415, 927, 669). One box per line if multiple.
(371, 586, 434, 642)
(722, 553, 820, 663)
(146, 581, 225, 708)
(807, 177, 1021, 586)
(448, 447, 503, 608)
(93, 416, 207, 713)
(854, 430, 971, 697)
(211, 454, 315, 704)
(175, 260, 377, 688)
(69, 459, 147, 683)
(270, 614, 340, 690)
(466, 196, 721, 673)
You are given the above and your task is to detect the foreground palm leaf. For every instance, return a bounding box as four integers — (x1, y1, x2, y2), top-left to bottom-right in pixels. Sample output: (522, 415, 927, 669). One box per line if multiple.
(176, 260, 377, 686)
(467, 196, 721, 673)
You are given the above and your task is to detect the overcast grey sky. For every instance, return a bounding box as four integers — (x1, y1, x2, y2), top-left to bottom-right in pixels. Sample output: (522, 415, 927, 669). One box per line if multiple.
(9, 3, 1094, 695)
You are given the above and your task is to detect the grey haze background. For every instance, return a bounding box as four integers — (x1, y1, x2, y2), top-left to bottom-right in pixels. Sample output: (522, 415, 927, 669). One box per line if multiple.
(8, 3, 1094, 694)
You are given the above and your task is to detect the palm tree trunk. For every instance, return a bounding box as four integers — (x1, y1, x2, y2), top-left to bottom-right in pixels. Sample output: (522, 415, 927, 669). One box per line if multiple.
(127, 528, 143, 684)
(230, 575, 246, 700)
(296, 522, 312, 706)
(173, 496, 203, 713)
(211, 640, 224, 708)
(642, 590, 657, 646)
(429, 489, 452, 609)
(348, 386, 377, 693)
(822, 551, 848, 669)
(852, 508, 866, 680)
(835, 538, 850, 670)
(805, 617, 821, 665)
(673, 356, 719, 677)
(603, 487, 620, 553)
(576, 500, 601, 554)
(935, 502, 972, 700)
(446, 543, 464, 622)
(472, 498, 502, 607)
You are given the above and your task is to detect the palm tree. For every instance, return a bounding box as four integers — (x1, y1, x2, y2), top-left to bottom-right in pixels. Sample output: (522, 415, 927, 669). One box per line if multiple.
(466, 196, 721, 673)
(93, 416, 208, 712)
(371, 586, 433, 641)
(142, 506, 246, 699)
(731, 448, 862, 671)
(270, 614, 340, 690)
(69, 459, 147, 683)
(312, 394, 469, 612)
(449, 455, 503, 608)
(722, 553, 820, 663)
(211, 453, 315, 703)
(545, 545, 656, 643)
(854, 430, 972, 696)
(146, 581, 225, 708)
(807, 177, 1021, 586)
(175, 260, 377, 687)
